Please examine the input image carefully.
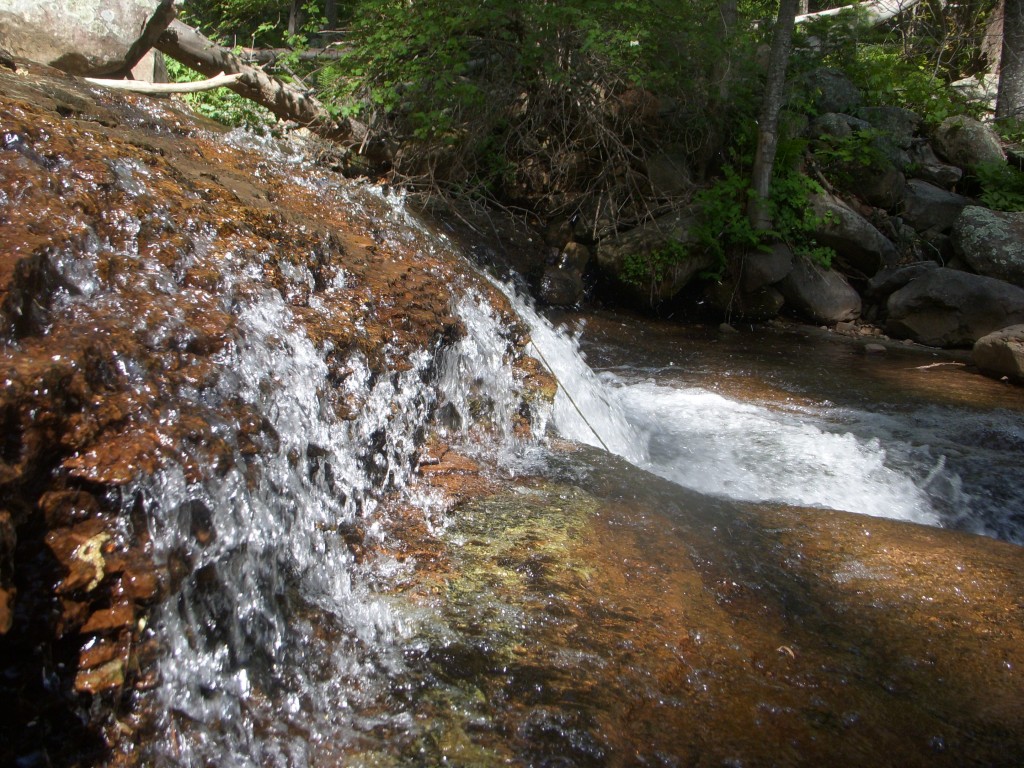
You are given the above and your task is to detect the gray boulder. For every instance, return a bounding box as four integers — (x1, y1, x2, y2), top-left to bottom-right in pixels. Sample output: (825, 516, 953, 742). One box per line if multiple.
(901, 179, 971, 233)
(907, 142, 963, 188)
(933, 115, 1006, 173)
(864, 262, 940, 306)
(856, 106, 920, 150)
(952, 206, 1024, 288)
(0, 0, 175, 76)
(886, 268, 1024, 347)
(850, 162, 906, 211)
(740, 243, 794, 293)
(809, 192, 899, 276)
(810, 112, 870, 139)
(778, 258, 861, 324)
(595, 208, 715, 305)
(973, 324, 1024, 382)
(801, 68, 863, 114)
(646, 147, 693, 198)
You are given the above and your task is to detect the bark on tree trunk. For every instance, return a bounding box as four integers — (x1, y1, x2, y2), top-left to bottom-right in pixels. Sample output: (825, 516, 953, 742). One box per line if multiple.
(155, 19, 363, 145)
(997, 0, 1024, 120)
(288, 0, 304, 37)
(748, 0, 801, 230)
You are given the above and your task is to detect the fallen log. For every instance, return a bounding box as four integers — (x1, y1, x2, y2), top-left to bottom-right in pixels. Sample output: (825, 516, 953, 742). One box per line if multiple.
(85, 71, 243, 93)
(155, 19, 365, 144)
(795, 0, 923, 25)
(237, 45, 350, 64)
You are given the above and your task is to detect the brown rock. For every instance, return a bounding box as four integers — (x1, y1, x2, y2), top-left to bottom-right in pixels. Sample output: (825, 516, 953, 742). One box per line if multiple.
(0, 585, 13, 634)
(74, 658, 125, 695)
(79, 637, 126, 670)
(38, 489, 100, 528)
(46, 519, 110, 594)
(81, 601, 134, 633)
(58, 597, 91, 636)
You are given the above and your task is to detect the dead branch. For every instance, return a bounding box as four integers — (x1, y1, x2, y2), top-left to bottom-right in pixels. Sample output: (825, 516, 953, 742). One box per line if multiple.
(155, 19, 365, 145)
(84, 71, 243, 93)
(795, 0, 924, 26)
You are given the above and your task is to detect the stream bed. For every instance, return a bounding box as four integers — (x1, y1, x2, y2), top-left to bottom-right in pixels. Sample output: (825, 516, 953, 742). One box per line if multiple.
(347, 301, 1024, 768)
(2, 66, 1022, 768)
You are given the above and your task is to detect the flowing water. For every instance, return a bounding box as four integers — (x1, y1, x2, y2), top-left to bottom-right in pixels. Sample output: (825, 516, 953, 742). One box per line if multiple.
(6, 80, 1020, 765)
(139, 247, 1024, 765)
(512, 298, 1024, 543)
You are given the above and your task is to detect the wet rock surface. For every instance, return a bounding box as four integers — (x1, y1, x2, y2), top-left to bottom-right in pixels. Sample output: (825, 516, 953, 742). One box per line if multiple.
(2, 57, 1023, 768)
(0, 61, 541, 766)
(395, 467, 1024, 768)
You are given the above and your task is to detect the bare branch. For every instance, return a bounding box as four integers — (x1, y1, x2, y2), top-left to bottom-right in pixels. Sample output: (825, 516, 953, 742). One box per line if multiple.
(84, 71, 243, 94)
(155, 19, 365, 145)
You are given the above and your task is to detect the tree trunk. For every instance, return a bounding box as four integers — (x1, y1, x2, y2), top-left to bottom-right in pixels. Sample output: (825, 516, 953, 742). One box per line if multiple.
(997, 0, 1024, 120)
(748, 0, 801, 230)
(155, 20, 363, 145)
(288, 0, 304, 37)
(325, 0, 339, 29)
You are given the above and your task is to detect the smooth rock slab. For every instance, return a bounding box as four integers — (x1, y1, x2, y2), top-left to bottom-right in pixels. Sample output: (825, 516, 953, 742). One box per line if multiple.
(933, 115, 1006, 173)
(809, 192, 898, 277)
(973, 324, 1024, 381)
(0, 0, 175, 76)
(886, 267, 1024, 347)
(777, 257, 861, 324)
(901, 179, 971, 233)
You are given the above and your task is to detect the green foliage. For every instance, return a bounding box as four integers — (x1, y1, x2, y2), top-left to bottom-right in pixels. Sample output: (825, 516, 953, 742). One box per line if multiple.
(975, 162, 1024, 212)
(620, 240, 690, 290)
(315, 0, 728, 205)
(791, 5, 979, 129)
(694, 145, 834, 276)
(839, 46, 974, 126)
(165, 58, 275, 129)
(811, 127, 889, 187)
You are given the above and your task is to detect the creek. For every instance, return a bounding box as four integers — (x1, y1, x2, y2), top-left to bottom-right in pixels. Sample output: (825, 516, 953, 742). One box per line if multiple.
(140, 214, 1024, 767)
(1, 71, 1023, 767)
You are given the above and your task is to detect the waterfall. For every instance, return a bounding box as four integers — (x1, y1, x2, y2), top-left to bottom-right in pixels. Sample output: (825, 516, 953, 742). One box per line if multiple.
(129, 210, 550, 764)
(499, 285, 957, 528)
(137, 290, 439, 765)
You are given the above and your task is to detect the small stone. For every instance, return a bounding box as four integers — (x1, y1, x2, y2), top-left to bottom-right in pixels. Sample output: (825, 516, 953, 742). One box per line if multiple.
(719, 323, 738, 333)
(79, 638, 124, 670)
(74, 658, 125, 695)
(864, 343, 887, 354)
(835, 321, 858, 334)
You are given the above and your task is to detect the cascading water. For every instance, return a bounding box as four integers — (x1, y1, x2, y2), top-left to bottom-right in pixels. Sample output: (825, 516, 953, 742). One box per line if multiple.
(7, 73, 1024, 768)
(120, 189, 553, 765)
(501, 285, 969, 531)
(137, 291, 438, 764)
